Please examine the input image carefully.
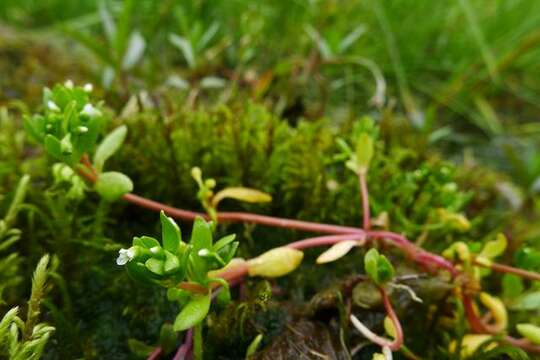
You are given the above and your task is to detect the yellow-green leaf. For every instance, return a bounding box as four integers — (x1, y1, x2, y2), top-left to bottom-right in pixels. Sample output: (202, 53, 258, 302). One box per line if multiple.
(212, 187, 272, 208)
(516, 324, 540, 345)
(316, 240, 362, 264)
(479, 233, 507, 260)
(355, 132, 373, 173)
(247, 247, 303, 278)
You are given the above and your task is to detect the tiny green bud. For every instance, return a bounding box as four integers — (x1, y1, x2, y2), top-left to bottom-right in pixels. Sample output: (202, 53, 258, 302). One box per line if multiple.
(198, 248, 211, 257)
(47, 101, 60, 112)
(81, 103, 102, 118)
(191, 167, 202, 183)
(78, 126, 89, 134)
(205, 179, 216, 189)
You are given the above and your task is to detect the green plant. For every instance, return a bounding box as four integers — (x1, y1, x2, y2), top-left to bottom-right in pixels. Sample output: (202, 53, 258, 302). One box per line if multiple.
(61, 0, 146, 90)
(116, 211, 238, 359)
(0, 255, 55, 359)
(0, 175, 29, 303)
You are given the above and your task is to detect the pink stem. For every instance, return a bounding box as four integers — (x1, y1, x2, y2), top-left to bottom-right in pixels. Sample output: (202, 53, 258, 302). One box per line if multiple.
(381, 287, 404, 351)
(173, 328, 193, 360)
(359, 172, 371, 230)
(147, 347, 162, 360)
(350, 287, 403, 351)
(463, 294, 540, 353)
(287, 234, 367, 250)
(123, 193, 364, 235)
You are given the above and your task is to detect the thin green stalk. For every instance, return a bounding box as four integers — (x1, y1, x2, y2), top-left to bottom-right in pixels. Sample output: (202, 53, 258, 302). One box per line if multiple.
(193, 323, 203, 360)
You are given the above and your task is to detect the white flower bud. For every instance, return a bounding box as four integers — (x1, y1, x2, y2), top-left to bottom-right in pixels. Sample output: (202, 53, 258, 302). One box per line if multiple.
(47, 101, 60, 112)
(81, 103, 102, 118)
(116, 248, 136, 265)
(198, 248, 211, 257)
(64, 79, 74, 89)
(83, 83, 93, 92)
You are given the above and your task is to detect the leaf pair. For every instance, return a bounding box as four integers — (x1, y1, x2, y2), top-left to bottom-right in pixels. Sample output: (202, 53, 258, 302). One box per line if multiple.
(364, 248, 395, 285)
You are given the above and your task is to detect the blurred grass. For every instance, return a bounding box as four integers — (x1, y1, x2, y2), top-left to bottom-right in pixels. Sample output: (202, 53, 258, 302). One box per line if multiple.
(0, 0, 538, 136)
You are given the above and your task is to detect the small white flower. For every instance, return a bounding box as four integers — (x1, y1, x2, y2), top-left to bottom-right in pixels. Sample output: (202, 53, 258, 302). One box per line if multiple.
(81, 103, 102, 118)
(47, 101, 60, 112)
(198, 249, 211, 257)
(116, 248, 135, 265)
(83, 83, 93, 92)
(78, 126, 89, 133)
(150, 246, 160, 254)
(64, 79, 74, 89)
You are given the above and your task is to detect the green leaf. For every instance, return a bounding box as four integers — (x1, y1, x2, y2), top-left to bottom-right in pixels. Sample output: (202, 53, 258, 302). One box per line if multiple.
(126, 262, 158, 285)
(364, 248, 394, 284)
(216, 286, 231, 307)
(190, 217, 212, 250)
(94, 171, 133, 201)
(24, 115, 46, 142)
(145, 258, 164, 275)
(173, 293, 211, 331)
(160, 210, 182, 253)
(516, 324, 540, 345)
(479, 233, 507, 259)
(122, 31, 146, 70)
(377, 255, 395, 284)
(508, 291, 540, 311)
(44, 135, 69, 162)
(213, 234, 236, 252)
(169, 34, 195, 68)
(245, 334, 263, 358)
(211, 187, 271, 208)
(127, 339, 155, 357)
(364, 248, 380, 283)
(167, 288, 190, 303)
(356, 132, 374, 173)
(94, 125, 127, 172)
(164, 251, 180, 274)
(133, 236, 160, 249)
(159, 323, 177, 354)
(502, 274, 524, 299)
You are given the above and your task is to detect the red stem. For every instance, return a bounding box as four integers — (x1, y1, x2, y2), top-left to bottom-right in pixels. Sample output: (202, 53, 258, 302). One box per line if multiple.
(79, 159, 540, 354)
(124, 192, 365, 234)
(473, 259, 540, 281)
(381, 287, 404, 351)
(359, 172, 371, 230)
(287, 234, 367, 250)
(462, 294, 540, 353)
(147, 347, 162, 360)
(173, 328, 193, 360)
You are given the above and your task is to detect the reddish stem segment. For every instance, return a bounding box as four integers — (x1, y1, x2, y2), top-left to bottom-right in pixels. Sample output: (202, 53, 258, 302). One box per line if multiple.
(359, 172, 371, 230)
(473, 260, 540, 282)
(350, 287, 403, 351)
(173, 328, 193, 360)
(462, 294, 540, 353)
(147, 347, 162, 360)
(381, 287, 404, 351)
(287, 234, 367, 250)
